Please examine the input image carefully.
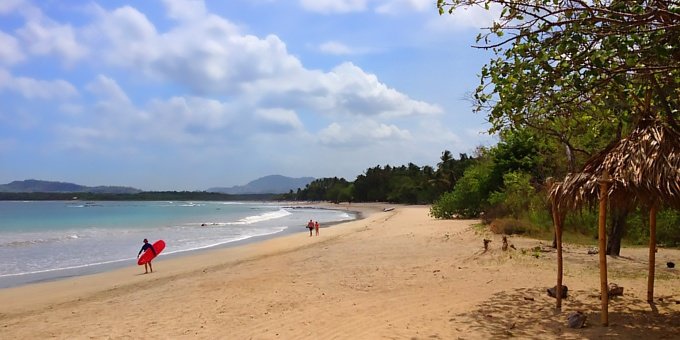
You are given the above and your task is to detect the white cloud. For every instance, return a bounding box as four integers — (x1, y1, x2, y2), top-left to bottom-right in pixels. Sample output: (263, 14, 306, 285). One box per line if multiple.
(0, 69, 78, 99)
(86, 75, 130, 104)
(319, 41, 354, 55)
(92, 5, 300, 95)
(146, 96, 238, 136)
(318, 119, 412, 147)
(162, 0, 207, 21)
(375, 0, 432, 14)
(90, 6, 159, 68)
(86, 5, 439, 120)
(0, 31, 25, 65)
(254, 108, 304, 133)
(299, 0, 368, 14)
(318, 62, 442, 117)
(16, 13, 88, 65)
(0, 0, 25, 15)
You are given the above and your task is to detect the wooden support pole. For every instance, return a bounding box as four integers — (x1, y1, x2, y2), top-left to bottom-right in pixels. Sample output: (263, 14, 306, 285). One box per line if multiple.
(553, 205, 563, 310)
(597, 173, 610, 326)
(648, 205, 658, 302)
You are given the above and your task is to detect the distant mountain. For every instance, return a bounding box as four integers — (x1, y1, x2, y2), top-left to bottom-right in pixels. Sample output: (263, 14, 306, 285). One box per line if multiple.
(208, 175, 314, 194)
(0, 179, 142, 194)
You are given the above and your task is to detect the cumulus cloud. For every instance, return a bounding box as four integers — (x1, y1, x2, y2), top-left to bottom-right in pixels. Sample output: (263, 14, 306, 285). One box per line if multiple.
(319, 41, 355, 55)
(16, 12, 88, 65)
(83, 3, 439, 121)
(318, 119, 412, 147)
(91, 5, 301, 95)
(318, 62, 442, 117)
(0, 69, 78, 99)
(162, 0, 207, 21)
(0, 0, 25, 15)
(254, 108, 304, 133)
(299, 0, 368, 14)
(375, 0, 432, 14)
(0, 31, 25, 65)
(86, 75, 130, 104)
(5, 0, 457, 181)
(145, 96, 239, 138)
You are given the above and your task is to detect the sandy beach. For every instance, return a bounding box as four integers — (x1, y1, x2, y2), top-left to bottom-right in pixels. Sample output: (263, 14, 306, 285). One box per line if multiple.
(1, 204, 679, 339)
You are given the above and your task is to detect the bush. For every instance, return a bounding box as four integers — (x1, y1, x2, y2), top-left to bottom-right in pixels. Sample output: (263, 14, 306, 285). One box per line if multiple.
(430, 162, 493, 219)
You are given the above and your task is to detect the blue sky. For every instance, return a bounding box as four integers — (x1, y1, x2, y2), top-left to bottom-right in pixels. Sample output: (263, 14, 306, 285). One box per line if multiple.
(0, 0, 498, 190)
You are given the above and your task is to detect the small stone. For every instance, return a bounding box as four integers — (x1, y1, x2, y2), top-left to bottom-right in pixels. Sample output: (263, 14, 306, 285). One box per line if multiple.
(547, 285, 568, 298)
(567, 311, 587, 328)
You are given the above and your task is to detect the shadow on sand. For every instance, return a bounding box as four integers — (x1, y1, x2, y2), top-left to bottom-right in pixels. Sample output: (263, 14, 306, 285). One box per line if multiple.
(450, 287, 680, 339)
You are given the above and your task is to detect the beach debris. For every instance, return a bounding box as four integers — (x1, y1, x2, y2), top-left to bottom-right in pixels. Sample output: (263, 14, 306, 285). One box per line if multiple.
(483, 239, 492, 251)
(667, 261, 675, 268)
(510, 244, 516, 250)
(502, 236, 508, 251)
(383, 207, 395, 212)
(567, 311, 587, 328)
(608, 283, 624, 297)
(547, 285, 568, 298)
(587, 248, 598, 255)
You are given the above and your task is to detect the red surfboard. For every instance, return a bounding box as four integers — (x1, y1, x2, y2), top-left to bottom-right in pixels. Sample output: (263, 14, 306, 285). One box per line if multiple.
(137, 240, 165, 265)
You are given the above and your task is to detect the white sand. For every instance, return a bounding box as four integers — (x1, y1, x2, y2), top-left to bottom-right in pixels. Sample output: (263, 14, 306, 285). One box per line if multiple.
(1, 204, 678, 339)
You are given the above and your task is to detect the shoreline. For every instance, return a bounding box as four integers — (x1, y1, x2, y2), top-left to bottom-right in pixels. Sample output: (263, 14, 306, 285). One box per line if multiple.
(0, 201, 382, 289)
(0, 202, 389, 313)
(2, 204, 678, 338)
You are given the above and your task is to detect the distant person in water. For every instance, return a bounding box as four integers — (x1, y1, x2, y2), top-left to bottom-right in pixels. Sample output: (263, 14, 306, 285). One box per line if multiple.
(307, 220, 314, 237)
(315, 221, 320, 236)
(137, 238, 157, 274)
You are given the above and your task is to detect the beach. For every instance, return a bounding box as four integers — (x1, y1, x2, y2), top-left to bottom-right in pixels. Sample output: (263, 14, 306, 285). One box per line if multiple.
(1, 204, 679, 339)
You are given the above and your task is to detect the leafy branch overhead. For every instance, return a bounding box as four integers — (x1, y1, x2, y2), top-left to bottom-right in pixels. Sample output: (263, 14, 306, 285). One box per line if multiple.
(437, 0, 679, 150)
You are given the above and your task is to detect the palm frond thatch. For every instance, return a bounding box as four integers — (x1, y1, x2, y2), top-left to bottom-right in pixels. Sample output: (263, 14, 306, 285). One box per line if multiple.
(550, 119, 680, 212)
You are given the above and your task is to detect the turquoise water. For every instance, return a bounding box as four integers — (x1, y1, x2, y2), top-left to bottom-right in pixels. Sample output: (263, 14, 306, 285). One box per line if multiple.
(0, 201, 354, 288)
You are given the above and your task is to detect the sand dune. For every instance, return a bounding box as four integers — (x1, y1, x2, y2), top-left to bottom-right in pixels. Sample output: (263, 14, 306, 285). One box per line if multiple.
(1, 204, 678, 339)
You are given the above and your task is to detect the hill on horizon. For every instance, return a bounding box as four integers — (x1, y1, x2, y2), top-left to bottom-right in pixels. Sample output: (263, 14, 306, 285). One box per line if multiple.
(208, 175, 314, 194)
(0, 179, 142, 194)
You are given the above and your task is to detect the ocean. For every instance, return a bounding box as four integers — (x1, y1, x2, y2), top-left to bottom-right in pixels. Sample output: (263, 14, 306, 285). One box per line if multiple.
(0, 201, 355, 288)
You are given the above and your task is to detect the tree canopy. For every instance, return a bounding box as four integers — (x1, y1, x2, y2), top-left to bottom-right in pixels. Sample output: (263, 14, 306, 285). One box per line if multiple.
(438, 0, 679, 171)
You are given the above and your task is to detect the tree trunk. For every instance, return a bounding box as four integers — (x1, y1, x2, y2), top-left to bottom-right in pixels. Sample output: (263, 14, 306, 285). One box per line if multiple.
(564, 143, 576, 173)
(606, 206, 629, 256)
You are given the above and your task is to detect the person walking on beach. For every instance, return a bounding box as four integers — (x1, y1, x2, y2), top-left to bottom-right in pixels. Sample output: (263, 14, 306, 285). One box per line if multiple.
(137, 238, 156, 274)
(315, 221, 319, 236)
(307, 219, 315, 237)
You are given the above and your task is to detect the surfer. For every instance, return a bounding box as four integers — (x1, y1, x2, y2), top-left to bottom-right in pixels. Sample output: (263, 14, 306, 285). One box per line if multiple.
(137, 239, 157, 274)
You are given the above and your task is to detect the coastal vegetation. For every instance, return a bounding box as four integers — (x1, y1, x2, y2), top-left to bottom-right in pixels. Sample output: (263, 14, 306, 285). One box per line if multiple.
(286, 0, 680, 248)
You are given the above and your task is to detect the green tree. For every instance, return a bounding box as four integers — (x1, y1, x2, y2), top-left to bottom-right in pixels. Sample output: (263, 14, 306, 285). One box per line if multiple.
(430, 154, 494, 218)
(438, 0, 680, 254)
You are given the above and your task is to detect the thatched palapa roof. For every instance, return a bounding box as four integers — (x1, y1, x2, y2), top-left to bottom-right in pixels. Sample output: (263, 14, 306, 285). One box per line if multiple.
(550, 118, 680, 212)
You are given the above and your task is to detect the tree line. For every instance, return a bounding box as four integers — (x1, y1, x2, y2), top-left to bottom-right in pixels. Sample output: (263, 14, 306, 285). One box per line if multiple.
(284, 0, 680, 250)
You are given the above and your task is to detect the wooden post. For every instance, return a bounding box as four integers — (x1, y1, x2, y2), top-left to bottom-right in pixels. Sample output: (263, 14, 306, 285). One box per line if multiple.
(552, 204, 563, 310)
(597, 172, 611, 326)
(648, 205, 658, 302)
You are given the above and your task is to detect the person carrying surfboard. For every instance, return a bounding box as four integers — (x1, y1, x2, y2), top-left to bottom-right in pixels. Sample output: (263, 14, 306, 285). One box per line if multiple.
(137, 239, 157, 274)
